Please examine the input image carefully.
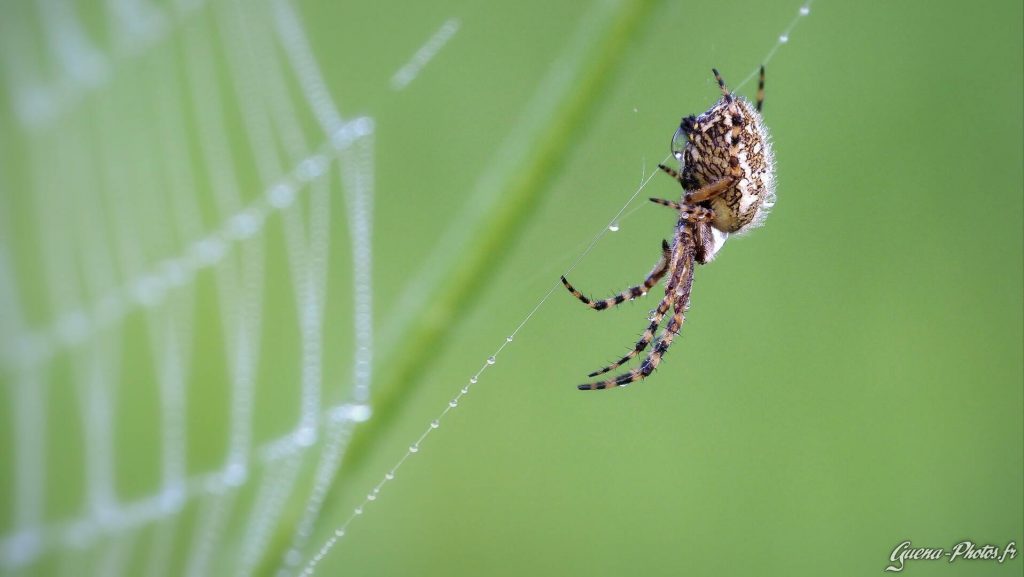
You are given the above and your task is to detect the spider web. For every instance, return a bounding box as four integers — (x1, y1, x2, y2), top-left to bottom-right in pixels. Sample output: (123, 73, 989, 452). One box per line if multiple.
(0, 0, 373, 574)
(0, 0, 815, 575)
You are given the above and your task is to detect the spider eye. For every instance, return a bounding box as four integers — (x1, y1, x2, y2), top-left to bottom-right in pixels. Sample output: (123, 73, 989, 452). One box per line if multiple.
(670, 126, 688, 163)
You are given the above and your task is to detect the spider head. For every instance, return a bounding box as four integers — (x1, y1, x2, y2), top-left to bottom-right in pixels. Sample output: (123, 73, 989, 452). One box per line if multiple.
(679, 114, 697, 135)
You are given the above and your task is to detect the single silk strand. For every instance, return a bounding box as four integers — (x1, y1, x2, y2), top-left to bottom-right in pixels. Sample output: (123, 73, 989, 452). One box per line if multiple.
(300, 157, 669, 576)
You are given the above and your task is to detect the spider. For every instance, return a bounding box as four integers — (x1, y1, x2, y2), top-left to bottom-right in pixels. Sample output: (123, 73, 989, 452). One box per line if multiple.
(562, 67, 776, 390)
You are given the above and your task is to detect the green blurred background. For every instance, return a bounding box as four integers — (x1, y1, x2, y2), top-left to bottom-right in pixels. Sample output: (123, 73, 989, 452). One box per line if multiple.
(0, 0, 1021, 576)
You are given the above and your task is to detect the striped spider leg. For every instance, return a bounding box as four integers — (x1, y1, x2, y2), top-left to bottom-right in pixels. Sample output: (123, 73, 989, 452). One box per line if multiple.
(564, 195, 718, 390)
(561, 68, 776, 390)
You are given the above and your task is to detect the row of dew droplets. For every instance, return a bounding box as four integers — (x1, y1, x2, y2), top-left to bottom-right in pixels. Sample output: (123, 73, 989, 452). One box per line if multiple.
(302, 2, 816, 573)
(736, 1, 814, 90)
(301, 157, 667, 576)
(301, 339, 508, 576)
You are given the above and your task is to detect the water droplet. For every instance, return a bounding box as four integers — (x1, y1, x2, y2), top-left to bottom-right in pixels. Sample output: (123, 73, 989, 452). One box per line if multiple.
(160, 485, 185, 513)
(348, 404, 372, 422)
(430, 419, 440, 429)
(227, 211, 261, 239)
(295, 426, 316, 447)
(335, 528, 346, 537)
(385, 472, 395, 480)
(224, 463, 247, 486)
(799, 5, 810, 15)
(608, 222, 620, 232)
(268, 183, 297, 208)
(367, 492, 377, 501)
(461, 387, 470, 394)
(409, 445, 419, 453)
(133, 276, 166, 308)
(354, 507, 363, 515)
(671, 126, 689, 167)
(297, 156, 328, 181)
(470, 377, 478, 384)
(449, 399, 458, 408)
(162, 260, 188, 287)
(4, 531, 42, 567)
(779, 34, 789, 43)
(486, 356, 496, 365)
(506, 335, 514, 342)
(192, 237, 226, 266)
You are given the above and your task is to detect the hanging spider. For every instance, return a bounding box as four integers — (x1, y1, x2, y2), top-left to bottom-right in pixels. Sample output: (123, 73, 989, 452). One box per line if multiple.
(561, 67, 776, 390)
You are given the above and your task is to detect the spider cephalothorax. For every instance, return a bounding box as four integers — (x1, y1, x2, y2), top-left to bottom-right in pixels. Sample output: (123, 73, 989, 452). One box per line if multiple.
(562, 67, 776, 390)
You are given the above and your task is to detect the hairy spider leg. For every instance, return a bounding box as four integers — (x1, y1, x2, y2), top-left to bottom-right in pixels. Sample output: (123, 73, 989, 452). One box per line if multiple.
(586, 239, 684, 377)
(578, 224, 697, 390)
(560, 239, 671, 311)
(585, 201, 715, 377)
(587, 288, 672, 377)
(648, 199, 717, 223)
(712, 67, 733, 102)
(648, 197, 683, 211)
(578, 251, 694, 390)
(655, 167, 736, 205)
(656, 163, 682, 181)
(756, 65, 766, 112)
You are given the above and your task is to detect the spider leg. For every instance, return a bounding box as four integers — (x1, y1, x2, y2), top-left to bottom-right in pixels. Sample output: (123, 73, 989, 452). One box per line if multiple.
(578, 282, 691, 390)
(578, 226, 696, 390)
(657, 163, 682, 181)
(684, 176, 735, 204)
(583, 207, 711, 377)
(755, 65, 766, 113)
(586, 295, 670, 377)
(657, 165, 735, 204)
(561, 239, 670, 311)
(649, 197, 682, 210)
(649, 199, 717, 222)
(712, 68, 733, 103)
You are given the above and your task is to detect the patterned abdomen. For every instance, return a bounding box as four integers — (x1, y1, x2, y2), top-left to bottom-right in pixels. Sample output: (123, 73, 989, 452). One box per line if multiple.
(684, 98, 776, 234)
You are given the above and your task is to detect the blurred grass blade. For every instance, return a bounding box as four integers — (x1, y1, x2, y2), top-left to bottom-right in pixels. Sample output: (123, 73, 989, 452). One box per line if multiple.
(273, 0, 660, 563)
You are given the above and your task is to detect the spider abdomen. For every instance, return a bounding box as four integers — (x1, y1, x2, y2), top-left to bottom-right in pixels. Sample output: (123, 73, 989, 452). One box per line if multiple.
(686, 98, 776, 234)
